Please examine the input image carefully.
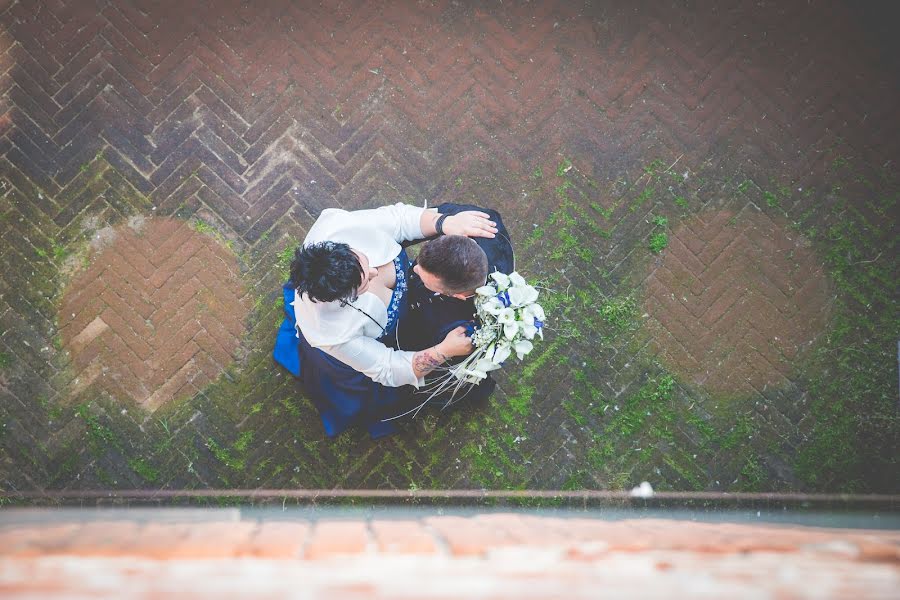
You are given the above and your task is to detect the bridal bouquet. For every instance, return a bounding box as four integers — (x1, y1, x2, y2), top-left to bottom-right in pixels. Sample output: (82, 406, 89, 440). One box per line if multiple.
(408, 271, 544, 410)
(455, 271, 545, 384)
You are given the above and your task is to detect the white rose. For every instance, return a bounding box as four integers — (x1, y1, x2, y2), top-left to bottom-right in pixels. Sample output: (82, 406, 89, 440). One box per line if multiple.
(476, 285, 497, 297)
(504, 322, 519, 340)
(514, 339, 533, 360)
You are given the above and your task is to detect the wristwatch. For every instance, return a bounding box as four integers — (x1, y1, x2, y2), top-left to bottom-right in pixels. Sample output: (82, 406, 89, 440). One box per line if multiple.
(435, 213, 448, 235)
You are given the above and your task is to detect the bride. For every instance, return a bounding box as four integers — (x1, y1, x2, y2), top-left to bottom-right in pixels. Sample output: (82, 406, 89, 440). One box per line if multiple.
(273, 202, 497, 438)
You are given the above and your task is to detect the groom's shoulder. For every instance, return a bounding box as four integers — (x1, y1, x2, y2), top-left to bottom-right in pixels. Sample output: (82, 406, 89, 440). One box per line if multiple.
(433, 202, 514, 272)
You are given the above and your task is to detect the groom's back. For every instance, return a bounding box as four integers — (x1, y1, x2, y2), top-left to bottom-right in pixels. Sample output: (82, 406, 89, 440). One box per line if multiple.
(394, 204, 514, 352)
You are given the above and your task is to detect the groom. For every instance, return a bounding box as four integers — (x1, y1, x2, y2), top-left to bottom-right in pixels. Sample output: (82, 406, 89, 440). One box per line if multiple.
(392, 203, 514, 405)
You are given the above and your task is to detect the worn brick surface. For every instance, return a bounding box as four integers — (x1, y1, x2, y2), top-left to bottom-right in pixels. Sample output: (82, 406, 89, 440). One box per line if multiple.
(0, 0, 897, 494)
(57, 217, 249, 411)
(0, 512, 899, 599)
(644, 209, 831, 396)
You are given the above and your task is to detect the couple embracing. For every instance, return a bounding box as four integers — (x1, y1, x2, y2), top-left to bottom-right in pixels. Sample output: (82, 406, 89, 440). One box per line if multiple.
(273, 202, 513, 439)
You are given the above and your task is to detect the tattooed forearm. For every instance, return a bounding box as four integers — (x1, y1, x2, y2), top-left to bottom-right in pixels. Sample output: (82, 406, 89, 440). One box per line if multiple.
(412, 347, 449, 378)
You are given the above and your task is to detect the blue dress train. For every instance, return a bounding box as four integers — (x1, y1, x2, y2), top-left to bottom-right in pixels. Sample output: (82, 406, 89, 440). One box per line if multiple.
(273, 251, 409, 439)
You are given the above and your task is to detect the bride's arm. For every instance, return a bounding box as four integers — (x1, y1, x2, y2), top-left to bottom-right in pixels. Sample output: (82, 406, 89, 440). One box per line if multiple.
(419, 209, 498, 238)
(320, 328, 472, 388)
(351, 203, 498, 243)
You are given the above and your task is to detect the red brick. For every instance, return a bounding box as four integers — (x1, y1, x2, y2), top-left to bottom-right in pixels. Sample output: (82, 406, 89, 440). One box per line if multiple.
(239, 521, 311, 559)
(369, 520, 439, 555)
(305, 521, 370, 559)
(163, 522, 259, 559)
(53, 521, 142, 557)
(423, 516, 516, 557)
(0, 524, 81, 556)
(647, 209, 831, 396)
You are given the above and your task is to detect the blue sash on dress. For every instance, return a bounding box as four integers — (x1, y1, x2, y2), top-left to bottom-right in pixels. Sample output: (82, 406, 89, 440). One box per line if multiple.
(273, 250, 410, 439)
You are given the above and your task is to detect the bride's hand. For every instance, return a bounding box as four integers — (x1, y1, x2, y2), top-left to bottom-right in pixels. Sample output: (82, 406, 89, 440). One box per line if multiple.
(437, 326, 475, 357)
(442, 211, 497, 238)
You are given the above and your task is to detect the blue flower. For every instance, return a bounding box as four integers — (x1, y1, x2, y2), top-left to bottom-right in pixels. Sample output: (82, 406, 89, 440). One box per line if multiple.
(464, 320, 477, 336)
(497, 291, 511, 307)
(534, 318, 544, 329)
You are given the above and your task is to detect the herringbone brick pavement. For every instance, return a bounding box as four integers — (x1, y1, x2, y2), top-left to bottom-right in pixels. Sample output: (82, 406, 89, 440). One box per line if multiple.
(644, 209, 832, 397)
(0, 0, 896, 496)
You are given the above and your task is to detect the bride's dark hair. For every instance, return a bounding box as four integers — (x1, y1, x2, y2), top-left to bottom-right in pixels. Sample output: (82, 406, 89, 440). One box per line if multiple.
(289, 241, 364, 303)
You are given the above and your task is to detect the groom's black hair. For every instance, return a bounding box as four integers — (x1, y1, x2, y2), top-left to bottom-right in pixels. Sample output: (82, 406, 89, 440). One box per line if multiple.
(290, 241, 364, 303)
(417, 235, 488, 294)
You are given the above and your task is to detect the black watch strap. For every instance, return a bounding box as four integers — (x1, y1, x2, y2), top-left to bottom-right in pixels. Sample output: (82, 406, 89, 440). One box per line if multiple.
(435, 213, 448, 235)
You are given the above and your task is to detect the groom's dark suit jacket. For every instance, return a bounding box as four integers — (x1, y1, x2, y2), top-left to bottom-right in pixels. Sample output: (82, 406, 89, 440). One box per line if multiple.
(395, 203, 514, 353)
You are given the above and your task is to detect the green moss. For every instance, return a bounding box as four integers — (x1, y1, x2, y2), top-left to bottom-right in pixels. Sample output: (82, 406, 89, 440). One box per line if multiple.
(276, 243, 297, 280)
(460, 435, 526, 489)
(629, 186, 654, 212)
(128, 457, 160, 483)
(607, 374, 676, 438)
(206, 437, 246, 471)
(504, 338, 566, 421)
(721, 414, 754, 450)
(738, 454, 767, 491)
(663, 454, 705, 491)
(75, 403, 118, 452)
(0, 352, 12, 369)
(233, 430, 253, 452)
(280, 396, 302, 418)
(598, 296, 637, 330)
(590, 201, 613, 220)
(792, 180, 898, 492)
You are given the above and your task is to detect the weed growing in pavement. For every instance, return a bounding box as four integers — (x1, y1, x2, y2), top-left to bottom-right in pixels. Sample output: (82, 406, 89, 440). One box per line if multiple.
(649, 232, 668, 253)
(191, 218, 236, 251)
(276, 242, 297, 280)
(598, 296, 637, 330)
(649, 215, 668, 254)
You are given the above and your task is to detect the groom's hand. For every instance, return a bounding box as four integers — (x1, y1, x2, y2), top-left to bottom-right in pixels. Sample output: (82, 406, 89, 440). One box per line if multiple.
(443, 211, 497, 238)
